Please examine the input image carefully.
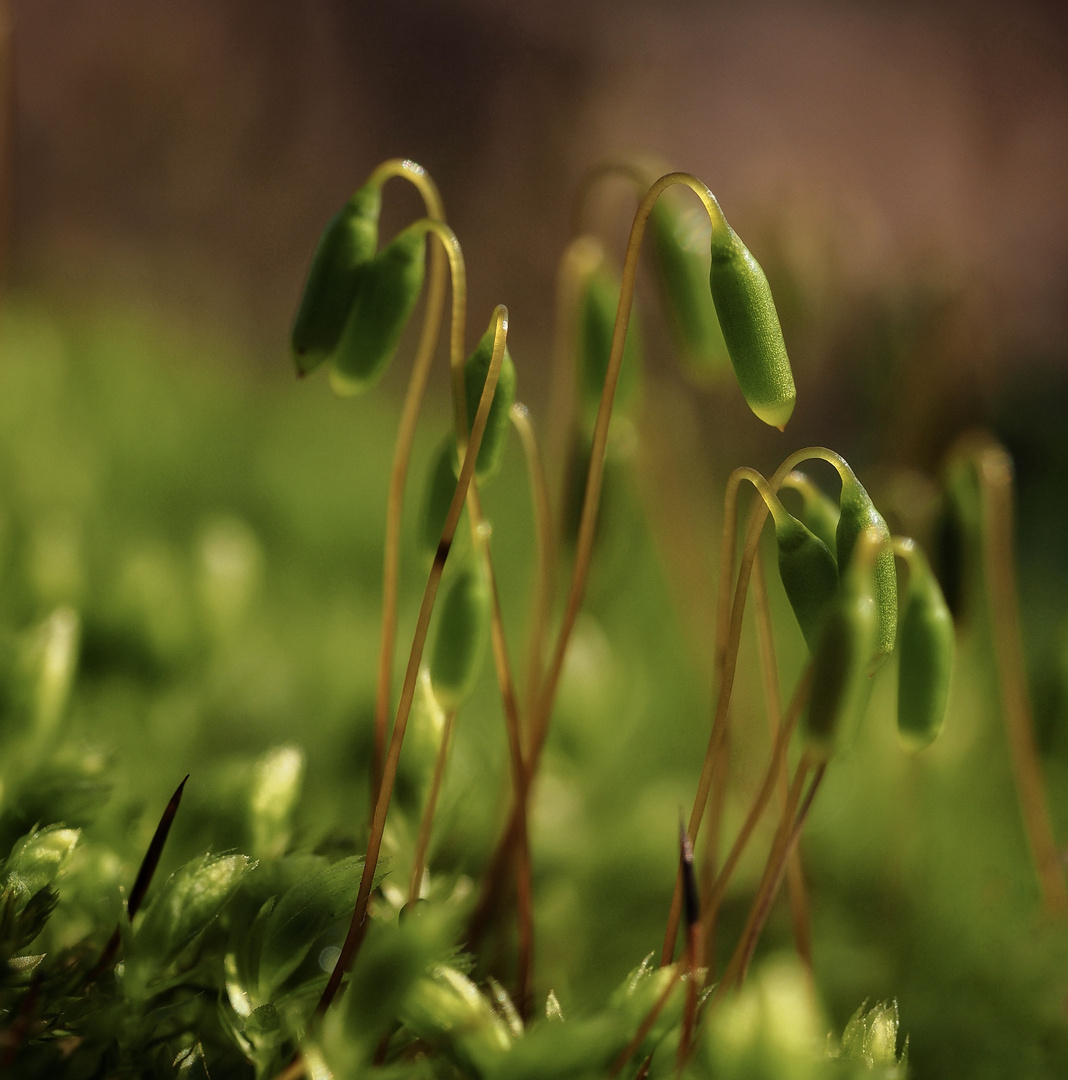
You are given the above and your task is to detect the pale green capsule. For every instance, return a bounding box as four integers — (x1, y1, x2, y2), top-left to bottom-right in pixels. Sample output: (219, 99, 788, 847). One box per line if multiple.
(329, 222, 426, 395)
(803, 556, 877, 758)
(463, 321, 517, 481)
(835, 465, 898, 673)
(419, 437, 460, 558)
(429, 560, 491, 713)
(577, 264, 642, 424)
(774, 512, 839, 653)
(781, 470, 840, 554)
(897, 546, 954, 751)
(708, 225, 796, 430)
(649, 193, 728, 381)
(291, 183, 381, 375)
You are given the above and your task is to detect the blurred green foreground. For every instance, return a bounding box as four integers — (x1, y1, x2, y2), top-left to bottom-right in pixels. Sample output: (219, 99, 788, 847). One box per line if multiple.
(0, 300, 1067, 1078)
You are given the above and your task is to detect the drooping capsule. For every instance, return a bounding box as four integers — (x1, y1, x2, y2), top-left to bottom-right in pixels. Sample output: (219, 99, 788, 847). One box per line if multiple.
(429, 559, 491, 713)
(419, 437, 462, 559)
(803, 537, 879, 758)
(774, 511, 839, 653)
(649, 193, 728, 381)
(329, 221, 427, 395)
(291, 183, 382, 376)
(780, 470, 840, 555)
(577, 262, 642, 426)
(896, 544, 954, 751)
(835, 464, 898, 673)
(462, 320, 517, 481)
(708, 224, 795, 430)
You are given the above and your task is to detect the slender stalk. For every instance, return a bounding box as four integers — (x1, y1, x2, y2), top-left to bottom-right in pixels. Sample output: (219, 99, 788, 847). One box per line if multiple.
(510, 402, 555, 726)
(732, 761, 826, 990)
(751, 548, 813, 977)
(317, 308, 508, 1016)
(698, 721, 729, 973)
(547, 237, 602, 493)
(407, 709, 457, 907)
(529, 173, 730, 775)
(972, 441, 1068, 917)
(467, 504, 537, 1018)
(446, 323, 536, 1008)
(700, 667, 812, 947)
(659, 448, 849, 960)
(695, 468, 748, 970)
(370, 169, 461, 804)
(694, 471, 786, 967)
(570, 158, 655, 237)
(474, 173, 736, 957)
(710, 754, 816, 1001)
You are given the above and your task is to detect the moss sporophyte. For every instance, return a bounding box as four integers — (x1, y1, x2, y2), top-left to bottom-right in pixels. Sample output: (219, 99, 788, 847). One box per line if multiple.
(2, 155, 1062, 1078)
(280, 154, 974, 1073)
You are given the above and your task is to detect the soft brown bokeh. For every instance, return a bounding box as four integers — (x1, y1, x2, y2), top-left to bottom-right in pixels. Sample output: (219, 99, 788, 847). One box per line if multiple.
(6, 0, 1068, 458)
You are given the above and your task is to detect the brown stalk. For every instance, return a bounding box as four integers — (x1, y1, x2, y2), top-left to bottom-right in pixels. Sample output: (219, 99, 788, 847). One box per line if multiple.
(970, 439, 1068, 917)
(369, 161, 453, 806)
(316, 308, 508, 1016)
(751, 546, 813, 976)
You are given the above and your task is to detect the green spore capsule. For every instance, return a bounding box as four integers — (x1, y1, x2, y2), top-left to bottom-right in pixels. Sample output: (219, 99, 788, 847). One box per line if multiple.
(649, 193, 728, 381)
(291, 182, 382, 375)
(897, 544, 954, 751)
(708, 224, 796, 430)
(803, 551, 878, 758)
(835, 465, 898, 673)
(781, 470, 840, 554)
(329, 221, 427, 396)
(577, 263, 642, 425)
(462, 320, 517, 481)
(774, 511, 839, 653)
(419, 437, 461, 558)
(429, 559, 491, 713)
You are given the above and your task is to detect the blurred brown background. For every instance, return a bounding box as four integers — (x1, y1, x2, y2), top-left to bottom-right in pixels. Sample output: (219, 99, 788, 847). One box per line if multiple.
(4, 0, 1068, 468)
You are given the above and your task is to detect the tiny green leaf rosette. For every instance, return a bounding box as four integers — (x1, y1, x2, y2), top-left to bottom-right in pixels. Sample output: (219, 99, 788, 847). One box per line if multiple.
(708, 223, 796, 430)
(329, 221, 427, 396)
(429, 558, 491, 713)
(773, 510, 839, 653)
(291, 182, 382, 375)
(462, 320, 517, 481)
(649, 192, 728, 380)
(835, 463, 898, 674)
(896, 542, 954, 751)
(803, 531, 880, 759)
(577, 262, 642, 426)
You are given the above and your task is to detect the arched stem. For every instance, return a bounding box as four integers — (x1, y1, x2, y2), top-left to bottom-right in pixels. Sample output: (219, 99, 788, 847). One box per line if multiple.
(370, 167, 465, 806)
(317, 307, 508, 1016)
(510, 403, 556, 732)
(952, 436, 1068, 918)
(659, 448, 848, 963)
(529, 172, 730, 786)
(471, 172, 736, 961)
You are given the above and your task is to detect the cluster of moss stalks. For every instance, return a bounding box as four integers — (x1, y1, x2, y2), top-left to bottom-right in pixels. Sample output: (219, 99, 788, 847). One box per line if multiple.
(0, 156, 1065, 1078)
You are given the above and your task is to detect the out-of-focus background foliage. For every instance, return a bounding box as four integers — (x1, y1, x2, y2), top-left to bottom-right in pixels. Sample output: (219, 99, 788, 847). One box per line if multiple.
(3, 1, 1068, 1076)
